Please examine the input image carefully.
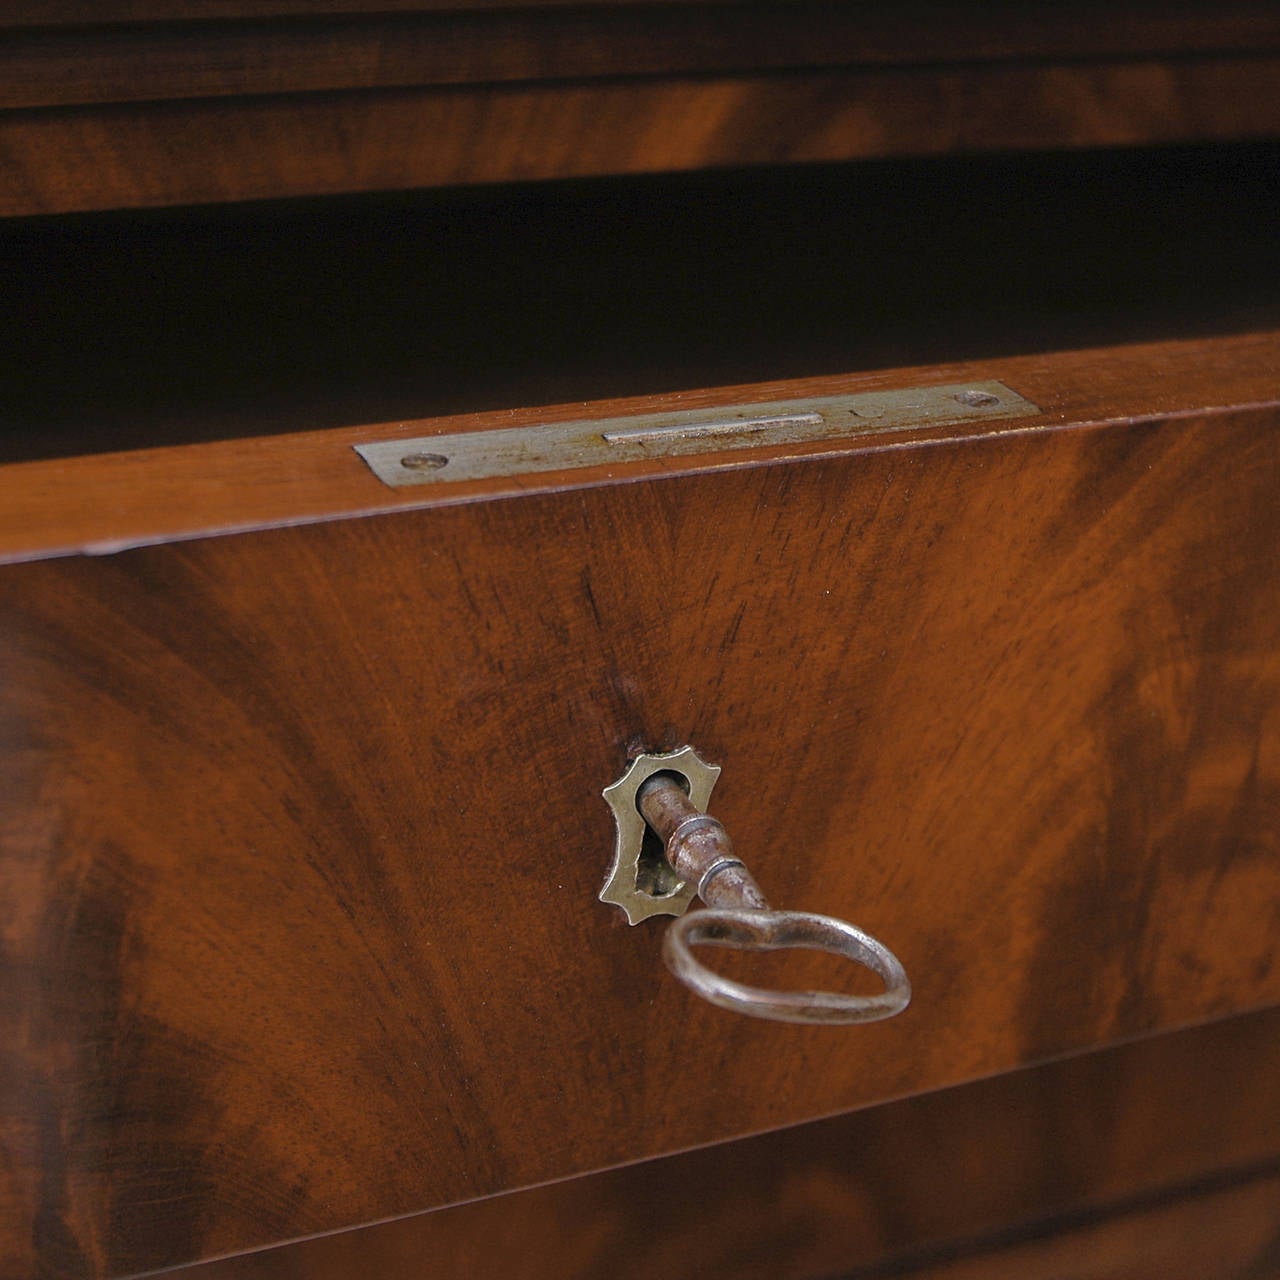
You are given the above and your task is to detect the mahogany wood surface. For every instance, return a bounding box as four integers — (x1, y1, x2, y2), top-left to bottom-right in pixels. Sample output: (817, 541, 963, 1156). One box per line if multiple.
(6, 9, 1278, 1277)
(7, 57, 1280, 216)
(175, 1008, 1280, 1280)
(899, 1174, 1280, 1280)
(0, 331, 1278, 563)
(2, 341, 1279, 1276)
(7, 3, 1280, 109)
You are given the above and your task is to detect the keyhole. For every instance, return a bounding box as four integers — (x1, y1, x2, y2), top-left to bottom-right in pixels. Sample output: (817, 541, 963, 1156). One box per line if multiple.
(635, 770, 690, 897)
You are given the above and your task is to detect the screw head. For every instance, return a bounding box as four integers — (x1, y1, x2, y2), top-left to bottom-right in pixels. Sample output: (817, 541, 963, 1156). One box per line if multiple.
(400, 452, 449, 470)
(954, 389, 1000, 408)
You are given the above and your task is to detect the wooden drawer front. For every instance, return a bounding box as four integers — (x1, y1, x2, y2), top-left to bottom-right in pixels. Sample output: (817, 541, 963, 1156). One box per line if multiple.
(3, 359, 1280, 1275)
(175, 1007, 1280, 1280)
(4, 2, 1280, 216)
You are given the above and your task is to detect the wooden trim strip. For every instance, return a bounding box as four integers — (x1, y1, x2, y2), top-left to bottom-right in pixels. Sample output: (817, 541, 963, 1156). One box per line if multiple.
(1, 331, 1277, 564)
(4, 58, 1280, 215)
(5, 6, 1280, 111)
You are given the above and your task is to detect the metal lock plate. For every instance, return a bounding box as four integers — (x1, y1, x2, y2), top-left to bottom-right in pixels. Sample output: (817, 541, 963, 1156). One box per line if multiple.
(600, 747, 721, 925)
(354, 381, 1039, 488)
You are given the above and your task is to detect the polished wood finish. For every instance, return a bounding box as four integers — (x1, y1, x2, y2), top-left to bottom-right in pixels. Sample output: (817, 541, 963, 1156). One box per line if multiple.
(3, 335, 1279, 1275)
(8, 3, 1280, 109)
(3, 0, 1279, 216)
(0, 331, 1277, 563)
(7, 57, 1280, 216)
(4, 10, 1279, 1275)
(900, 1175, 1280, 1280)
(174, 1008, 1280, 1279)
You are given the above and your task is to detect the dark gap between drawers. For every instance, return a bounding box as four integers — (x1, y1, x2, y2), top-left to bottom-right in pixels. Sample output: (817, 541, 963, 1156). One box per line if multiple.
(3, 138, 1278, 463)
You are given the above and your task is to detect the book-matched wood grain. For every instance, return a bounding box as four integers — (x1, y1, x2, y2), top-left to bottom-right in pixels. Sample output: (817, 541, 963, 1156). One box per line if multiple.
(2, 344, 1279, 1274)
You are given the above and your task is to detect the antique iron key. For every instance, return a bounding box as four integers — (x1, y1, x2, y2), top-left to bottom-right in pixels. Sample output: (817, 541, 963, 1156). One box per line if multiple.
(601, 747, 910, 1025)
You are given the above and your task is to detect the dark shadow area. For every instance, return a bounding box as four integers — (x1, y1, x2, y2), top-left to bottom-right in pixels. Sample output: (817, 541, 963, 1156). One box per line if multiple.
(4, 140, 1278, 462)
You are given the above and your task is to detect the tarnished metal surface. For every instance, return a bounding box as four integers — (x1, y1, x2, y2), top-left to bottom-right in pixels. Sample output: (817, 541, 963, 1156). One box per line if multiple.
(663, 908, 911, 1025)
(355, 381, 1039, 488)
(603, 753, 911, 1025)
(637, 775, 769, 912)
(599, 747, 720, 925)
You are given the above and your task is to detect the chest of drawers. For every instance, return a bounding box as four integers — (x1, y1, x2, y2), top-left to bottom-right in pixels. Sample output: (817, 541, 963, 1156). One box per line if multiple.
(2, 5, 1279, 1277)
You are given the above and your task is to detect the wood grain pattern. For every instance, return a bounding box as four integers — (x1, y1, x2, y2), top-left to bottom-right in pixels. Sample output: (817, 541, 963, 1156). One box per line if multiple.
(7, 3, 1280, 110)
(2, 361, 1279, 1275)
(5, 57, 1280, 215)
(897, 1174, 1280, 1280)
(171, 1008, 1280, 1280)
(0, 331, 1278, 564)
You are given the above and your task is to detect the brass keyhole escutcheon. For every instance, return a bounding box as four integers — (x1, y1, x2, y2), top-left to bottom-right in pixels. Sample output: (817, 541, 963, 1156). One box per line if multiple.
(600, 747, 911, 1025)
